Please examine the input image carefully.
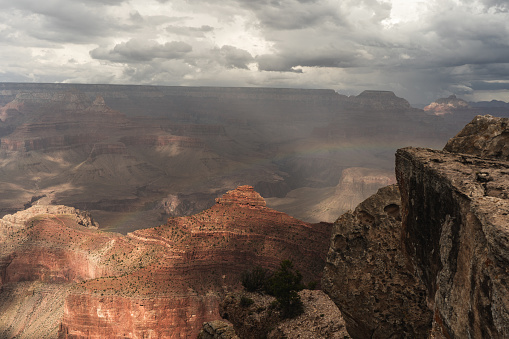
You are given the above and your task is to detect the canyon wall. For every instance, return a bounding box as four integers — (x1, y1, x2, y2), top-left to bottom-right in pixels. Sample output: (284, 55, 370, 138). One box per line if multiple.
(396, 149, 509, 338)
(1, 83, 472, 230)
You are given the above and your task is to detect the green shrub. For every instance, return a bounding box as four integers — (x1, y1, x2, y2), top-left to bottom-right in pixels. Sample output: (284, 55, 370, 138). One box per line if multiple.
(241, 266, 270, 292)
(307, 281, 318, 290)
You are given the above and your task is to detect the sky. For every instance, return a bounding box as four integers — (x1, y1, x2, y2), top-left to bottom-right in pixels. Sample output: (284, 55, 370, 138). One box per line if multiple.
(0, 0, 509, 105)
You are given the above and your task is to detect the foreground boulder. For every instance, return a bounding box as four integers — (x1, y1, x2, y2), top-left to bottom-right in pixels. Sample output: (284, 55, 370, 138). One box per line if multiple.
(198, 320, 239, 339)
(444, 114, 509, 160)
(322, 185, 432, 338)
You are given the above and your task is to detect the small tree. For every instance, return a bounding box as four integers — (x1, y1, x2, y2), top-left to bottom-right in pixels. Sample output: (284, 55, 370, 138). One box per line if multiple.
(265, 260, 304, 318)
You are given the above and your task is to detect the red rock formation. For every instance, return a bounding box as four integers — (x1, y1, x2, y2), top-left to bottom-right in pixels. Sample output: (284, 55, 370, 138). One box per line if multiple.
(215, 185, 266, 207)
(424, 95, 470, 116)
(0, 187, 332, 338)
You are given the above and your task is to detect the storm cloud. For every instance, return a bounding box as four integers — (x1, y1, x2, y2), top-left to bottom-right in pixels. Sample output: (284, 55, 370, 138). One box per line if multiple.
(0, 0, 508, 103)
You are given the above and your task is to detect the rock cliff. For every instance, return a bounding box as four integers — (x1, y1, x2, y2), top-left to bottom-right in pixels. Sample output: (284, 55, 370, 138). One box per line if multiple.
(322, 185, 432, 338)
(322, 115, 509, 338)
(444, 114, 509, 160)
(396, 146, 509, 338)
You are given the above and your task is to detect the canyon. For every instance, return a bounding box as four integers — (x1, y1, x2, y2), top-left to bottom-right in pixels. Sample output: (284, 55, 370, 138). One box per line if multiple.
(3, 83, 503, 231)
(1, 83, 509, 338)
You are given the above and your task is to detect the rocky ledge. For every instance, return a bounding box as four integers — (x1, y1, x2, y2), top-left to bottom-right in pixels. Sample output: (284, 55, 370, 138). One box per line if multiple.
(322, 115, 509, 338)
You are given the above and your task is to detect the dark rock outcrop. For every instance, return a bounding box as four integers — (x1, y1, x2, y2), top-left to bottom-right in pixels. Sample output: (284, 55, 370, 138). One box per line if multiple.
(198, 320, 239, 339)
(322, 185, 432, 338)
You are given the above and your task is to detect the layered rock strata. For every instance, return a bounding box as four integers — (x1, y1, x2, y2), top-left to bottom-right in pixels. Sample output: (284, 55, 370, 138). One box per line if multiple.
(396, 147, 509, 338)
(0, 186, 332, 338)
(322, 185, 432, 338)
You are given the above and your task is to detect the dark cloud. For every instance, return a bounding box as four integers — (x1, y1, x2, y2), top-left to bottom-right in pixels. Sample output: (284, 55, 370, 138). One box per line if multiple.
(233, 0, 341, 30)
(84, 0, 126, 5)
(481, 0, 509, 11)
(0, 0, 121, 44)
(471, 80, 509, 91)
(90, 39, 192, 63)
(214, 45, 254, 69)
(122, 60, 193, 83)
(256, 50, 359, 72)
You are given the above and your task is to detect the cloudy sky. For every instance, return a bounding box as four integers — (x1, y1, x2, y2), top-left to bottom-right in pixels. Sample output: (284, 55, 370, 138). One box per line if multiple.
(0, 0, 508, 104)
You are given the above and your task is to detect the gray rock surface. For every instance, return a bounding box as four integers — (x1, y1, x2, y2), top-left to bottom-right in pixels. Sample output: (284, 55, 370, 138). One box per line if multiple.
(396, 147, 509, 338)
(444, 114, 509, 160)
(198, 320, 239, 339)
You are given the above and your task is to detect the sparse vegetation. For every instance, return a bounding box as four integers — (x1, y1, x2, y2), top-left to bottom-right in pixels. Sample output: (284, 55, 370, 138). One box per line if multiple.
(240, 260, 304, 319)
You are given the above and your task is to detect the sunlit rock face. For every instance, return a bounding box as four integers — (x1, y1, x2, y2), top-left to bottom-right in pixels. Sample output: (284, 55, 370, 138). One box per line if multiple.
(265, 167, 396, 223)
(0, 187, 332, 338)
(215, 185, 266, 207)
(424, 95, 470, 116)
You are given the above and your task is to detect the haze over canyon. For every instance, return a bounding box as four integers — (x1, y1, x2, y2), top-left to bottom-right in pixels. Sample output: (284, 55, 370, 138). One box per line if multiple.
(2, 83, 507, 233)
(1, 83, 509, 338)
